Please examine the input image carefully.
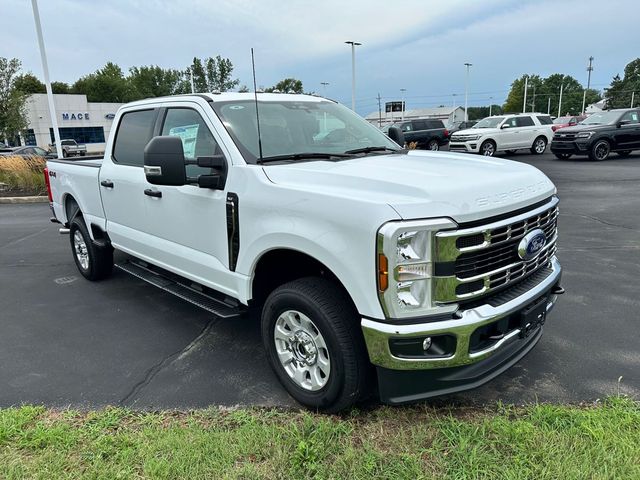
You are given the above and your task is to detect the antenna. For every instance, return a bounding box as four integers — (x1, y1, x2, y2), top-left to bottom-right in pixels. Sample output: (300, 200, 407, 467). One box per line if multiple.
(251, 48, 264, 161)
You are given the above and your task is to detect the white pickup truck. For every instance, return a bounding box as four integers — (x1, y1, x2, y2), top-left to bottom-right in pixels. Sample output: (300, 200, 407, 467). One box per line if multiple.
(45, 93, 563, 411)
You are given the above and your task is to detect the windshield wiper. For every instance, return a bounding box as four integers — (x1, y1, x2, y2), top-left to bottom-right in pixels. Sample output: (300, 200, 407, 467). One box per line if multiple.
(343, 146, 403, 155)
(257, 152, 353, 164)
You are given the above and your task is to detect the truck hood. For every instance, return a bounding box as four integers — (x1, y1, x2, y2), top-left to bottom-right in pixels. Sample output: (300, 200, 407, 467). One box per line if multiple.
(452, 127, 501, 136)
(262, 150, 556, 224)
(555, 123, 612, 133)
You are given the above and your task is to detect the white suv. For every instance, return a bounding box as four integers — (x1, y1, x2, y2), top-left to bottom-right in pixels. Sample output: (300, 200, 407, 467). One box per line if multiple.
(449, 113, 554, 156)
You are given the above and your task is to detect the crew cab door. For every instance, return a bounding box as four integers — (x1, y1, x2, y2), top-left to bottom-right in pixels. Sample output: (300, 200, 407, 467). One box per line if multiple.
(499, 117, 519, 149)
(99, 108, 158, 253)
(142, 103, 233, 292)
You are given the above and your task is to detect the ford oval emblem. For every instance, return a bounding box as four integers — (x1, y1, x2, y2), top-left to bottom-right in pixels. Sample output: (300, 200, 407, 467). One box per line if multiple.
(518, 229, 546, 261)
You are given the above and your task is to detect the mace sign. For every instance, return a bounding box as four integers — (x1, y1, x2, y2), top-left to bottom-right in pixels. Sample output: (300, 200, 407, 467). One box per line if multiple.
(61, 112, 90, 120)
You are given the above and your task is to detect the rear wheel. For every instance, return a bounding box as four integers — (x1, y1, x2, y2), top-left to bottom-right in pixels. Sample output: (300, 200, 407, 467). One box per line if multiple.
(530, 136, 547, 155)
(554, 153, 573, 160)
(69, 217, 113, 281)
(480, 140, 496, 156)
(617, 150, 632, 157)
(261, 277, 371, 412)
(589, 139, 611, 161)
(427, 139, 439, 151)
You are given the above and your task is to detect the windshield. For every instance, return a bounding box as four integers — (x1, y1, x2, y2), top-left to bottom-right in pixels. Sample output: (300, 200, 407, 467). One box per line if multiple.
(473, 117, 504, 128)
(211, 99, 400, 163)
(553, 116, 572, 124)
(581, 111, 621, 125)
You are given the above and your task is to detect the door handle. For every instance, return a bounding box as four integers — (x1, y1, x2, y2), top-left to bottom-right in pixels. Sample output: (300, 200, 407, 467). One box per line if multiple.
(144, 188, 162, 198)
(100, 180, 114, 188)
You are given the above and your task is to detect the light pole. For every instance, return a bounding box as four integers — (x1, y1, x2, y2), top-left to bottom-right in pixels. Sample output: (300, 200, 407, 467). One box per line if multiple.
(400, 88, 406, 120)
(489, 96, 493, 116)
(345, 41, 361, 111)
(522, 75, 528, 113)
(452, 93, 457, 109)
(581, 56, 594, 114)
(320, 82, 329, 97)
(464, 63, 472, 121)
(30, 0, 62, 158)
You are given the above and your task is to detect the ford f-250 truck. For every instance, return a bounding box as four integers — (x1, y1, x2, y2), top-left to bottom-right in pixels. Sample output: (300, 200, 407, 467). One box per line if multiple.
(45, 93, 563, 412)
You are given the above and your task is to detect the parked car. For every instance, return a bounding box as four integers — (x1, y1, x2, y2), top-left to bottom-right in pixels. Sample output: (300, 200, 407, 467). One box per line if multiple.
(550, 108, 640, 161)
(447, 120, 477, 137)
(45, 93, 562, 412)
(1, 146, 55, 158)
(49, 139, 87, 157)
(551, 115, 586, 132)
(449, 113, 554, 156)
(0, 141, 13, 153)
(391, 118, 449, 150)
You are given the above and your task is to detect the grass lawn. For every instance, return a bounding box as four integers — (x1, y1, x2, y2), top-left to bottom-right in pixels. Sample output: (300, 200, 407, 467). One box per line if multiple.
(1, 397, 638, 479)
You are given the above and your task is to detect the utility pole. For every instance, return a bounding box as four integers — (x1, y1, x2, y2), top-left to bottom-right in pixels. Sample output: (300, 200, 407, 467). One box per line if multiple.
(464, 63, 472, 121)
(30, 0, 62, 158)
(452, 93, 457, 109)
(522, 76, 528, 113)
(377, 93, 382, 128)
(581, 56, 594, 114)
(320, 82, 329, 97)
(531, 85, 536, 112)
(345, 41, 361, 111)
(400, 88, 406, 121)
(558, 82, 564, 118)
(190, 69, 195, 93)
(547, 96, 551, 114)
(489, 96, 493, 116)
(631, 91, 635, 108)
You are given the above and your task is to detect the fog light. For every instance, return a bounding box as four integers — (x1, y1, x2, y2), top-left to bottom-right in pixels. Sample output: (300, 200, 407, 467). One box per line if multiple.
(422, 337, 432, 351)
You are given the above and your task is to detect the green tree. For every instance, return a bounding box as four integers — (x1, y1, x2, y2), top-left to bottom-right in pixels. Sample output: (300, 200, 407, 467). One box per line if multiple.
(13, 73, 46, 94)
(503, 75, 543, 113)
(72, 62, 136, 103)
(265, 78, 304, 94)
(0, 57, 28, 145)
(205, 55, 239, 92)
(51, 81, 70, 94)
(605, 58, 640, 109)
(467, 105, 503, 120)
(129, 65, 186, 98)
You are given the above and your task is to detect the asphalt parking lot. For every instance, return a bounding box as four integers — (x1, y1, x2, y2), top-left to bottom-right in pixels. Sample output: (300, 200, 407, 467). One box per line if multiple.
(1, 150, 639, 409)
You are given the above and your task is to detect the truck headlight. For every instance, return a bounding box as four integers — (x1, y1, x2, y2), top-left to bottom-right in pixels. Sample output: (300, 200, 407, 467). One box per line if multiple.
(576, 131, 595, 138)
(377, 218, 458, 319)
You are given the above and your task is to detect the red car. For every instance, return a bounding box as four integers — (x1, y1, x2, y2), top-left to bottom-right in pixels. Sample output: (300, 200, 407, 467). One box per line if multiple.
(552, 115, 586, 132)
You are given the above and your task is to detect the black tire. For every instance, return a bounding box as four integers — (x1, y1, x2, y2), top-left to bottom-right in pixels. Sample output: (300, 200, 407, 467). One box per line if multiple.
(616, 150, 632, 157)
(261, 277, 371, 412)
(80, 151, 86, 157)
(505, 150, 517, 155)
(69, 217, 113, 281)
(530, 136, 547, 155)
(427, 139, 439, 151)
(554, 153, 573, 160)
(480, 140, 496, 156)
(588, 139, 611, 161)
(62, 149, 68, 158)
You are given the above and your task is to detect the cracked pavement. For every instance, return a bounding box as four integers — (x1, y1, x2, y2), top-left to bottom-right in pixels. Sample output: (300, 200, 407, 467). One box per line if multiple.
(0, 151, 638, 409)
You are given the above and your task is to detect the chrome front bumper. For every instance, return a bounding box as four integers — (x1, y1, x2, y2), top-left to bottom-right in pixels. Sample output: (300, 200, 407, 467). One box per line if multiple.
(362, 256, 561, 370)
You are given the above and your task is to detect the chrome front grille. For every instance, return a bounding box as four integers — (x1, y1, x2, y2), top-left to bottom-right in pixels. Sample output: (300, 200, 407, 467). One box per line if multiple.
(433, 198, 559, 304)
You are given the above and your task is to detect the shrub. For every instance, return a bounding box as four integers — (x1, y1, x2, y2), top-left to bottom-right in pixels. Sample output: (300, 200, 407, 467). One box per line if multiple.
(0, 155, 47, 195)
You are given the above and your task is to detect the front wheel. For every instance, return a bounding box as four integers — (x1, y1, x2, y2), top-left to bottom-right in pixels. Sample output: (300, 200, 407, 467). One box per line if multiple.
(69, 217, 113, 281)
(589, 139, 611, 161)
(427, 139, 439, 151)
(480, 140, 496, 156)
(261, 277, 371, 412)
(530, 136, 547, 155)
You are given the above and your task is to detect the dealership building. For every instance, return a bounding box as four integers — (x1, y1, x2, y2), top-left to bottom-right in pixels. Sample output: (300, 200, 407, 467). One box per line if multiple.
(23, 94, 123, 153)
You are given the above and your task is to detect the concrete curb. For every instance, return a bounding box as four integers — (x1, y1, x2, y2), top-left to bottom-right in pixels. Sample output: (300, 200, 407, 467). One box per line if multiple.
(0, 196, 49, 204)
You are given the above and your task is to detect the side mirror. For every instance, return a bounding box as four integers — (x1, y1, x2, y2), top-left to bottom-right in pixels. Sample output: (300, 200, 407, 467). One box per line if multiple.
(387, 126, 405, 147)
(501, 123, 511, 129)
(617, 120, 630, 128)
(191, 155, 227, 190)
(144, 136, 187, 186)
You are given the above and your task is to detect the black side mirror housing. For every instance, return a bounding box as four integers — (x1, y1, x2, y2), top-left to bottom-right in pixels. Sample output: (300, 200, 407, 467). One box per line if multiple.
(193, 155, 227, 190)
(617, 120, 630, 128)
(144, 136, 187, 186)
(387, 126, 405, 147)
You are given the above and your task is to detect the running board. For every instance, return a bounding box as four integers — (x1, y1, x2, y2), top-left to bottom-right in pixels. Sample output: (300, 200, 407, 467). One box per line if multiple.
(115, 260, 243, 319)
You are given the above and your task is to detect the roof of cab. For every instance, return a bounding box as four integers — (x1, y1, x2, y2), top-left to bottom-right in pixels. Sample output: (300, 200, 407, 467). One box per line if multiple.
(122, 92, 334, 109)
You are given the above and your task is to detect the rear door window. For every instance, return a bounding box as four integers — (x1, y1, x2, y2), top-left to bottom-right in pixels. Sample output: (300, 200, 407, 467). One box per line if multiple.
(112, 109, 157, 166)
(516, 116, 535, 127)
(426, 120, 444, 129)
(620, 111, 640, 124)
(413, 120, 427, 130)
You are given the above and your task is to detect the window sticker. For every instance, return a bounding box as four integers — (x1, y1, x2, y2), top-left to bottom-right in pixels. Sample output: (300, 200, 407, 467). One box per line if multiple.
(169, 124, 199, 158)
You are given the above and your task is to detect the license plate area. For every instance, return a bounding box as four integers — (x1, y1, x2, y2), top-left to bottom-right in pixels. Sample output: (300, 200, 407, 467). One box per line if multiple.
(519, 295, 548, 338)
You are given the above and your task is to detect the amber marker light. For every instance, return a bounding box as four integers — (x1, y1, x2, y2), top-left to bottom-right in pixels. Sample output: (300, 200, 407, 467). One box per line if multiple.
(378, 253, 389, 292)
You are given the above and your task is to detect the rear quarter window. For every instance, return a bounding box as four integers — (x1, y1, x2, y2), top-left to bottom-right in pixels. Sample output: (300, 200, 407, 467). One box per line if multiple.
(536, 116, 553, 125)
(426, 120, 445, 129)
(112, 109, 157, 166)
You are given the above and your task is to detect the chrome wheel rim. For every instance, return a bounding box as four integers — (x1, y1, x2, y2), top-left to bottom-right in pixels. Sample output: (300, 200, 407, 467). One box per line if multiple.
(482, 143, 495, 156)
(273, 310, 330, 391)
(535, 138, 546, 153)
(595, 141, 609, 160)
(428, 141, 439, 151)
(73, 231, 89, 270)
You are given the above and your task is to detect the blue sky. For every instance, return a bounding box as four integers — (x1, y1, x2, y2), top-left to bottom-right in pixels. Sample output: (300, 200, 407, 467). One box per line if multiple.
(3, 0, 639, 115)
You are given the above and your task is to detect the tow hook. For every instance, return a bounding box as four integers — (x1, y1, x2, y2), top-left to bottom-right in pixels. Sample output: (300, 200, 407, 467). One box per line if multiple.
(551, 285, 565, 295)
